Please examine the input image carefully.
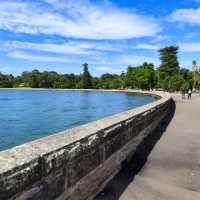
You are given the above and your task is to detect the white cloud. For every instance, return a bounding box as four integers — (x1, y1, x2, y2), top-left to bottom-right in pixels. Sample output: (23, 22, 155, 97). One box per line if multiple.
(180, 42, 200, 52)
(0, 0, 160, 40)
(93, 54, 159, 66)
(151, 35, 168, 43)
(2, 40, 161, 60)
(6, 50, 110, 64)
(95, 66, 124, 74)
(6, 50, 159, 67)
(4, 41, 94, 55)
(134, 44, 159, 50)
(7, 50, 76, 63)
(169, 8, 200, 25)
(2, 40, 125, 55)
(116, 55, 159, 66)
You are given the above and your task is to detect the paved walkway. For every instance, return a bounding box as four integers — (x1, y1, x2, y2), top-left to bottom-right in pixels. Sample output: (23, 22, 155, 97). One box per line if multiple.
(95, 94, 200, 200)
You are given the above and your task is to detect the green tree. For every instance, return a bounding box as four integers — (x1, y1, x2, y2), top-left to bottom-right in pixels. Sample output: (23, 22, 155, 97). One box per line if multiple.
(125, 66, 138, 88)
(99, 73, 121, 89)
(180, 68, 192, 80)
(0, 73, 14, 88)
(29, 70, 41, 88)
(39, 71, 58, 88)
(92, 77, 100, 89)
(82, 63, 92, 89)
(158, 46, 180, 91)
(124, 63, 155, 90)
(136, 62, 155, 89)
(196, 72, 200, 89)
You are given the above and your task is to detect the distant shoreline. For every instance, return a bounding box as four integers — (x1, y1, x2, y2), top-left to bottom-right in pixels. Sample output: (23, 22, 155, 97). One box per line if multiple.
(0, 87, 149, 92)
(0, 88, 163, 100)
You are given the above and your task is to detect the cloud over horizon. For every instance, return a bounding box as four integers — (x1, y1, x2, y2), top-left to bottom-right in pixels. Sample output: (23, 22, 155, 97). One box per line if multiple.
(0, 0, 160, 40)
(169, 7, 200, 25)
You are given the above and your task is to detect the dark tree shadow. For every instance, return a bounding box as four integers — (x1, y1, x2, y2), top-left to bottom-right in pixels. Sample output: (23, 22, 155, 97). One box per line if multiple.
(94, 100, 176, 200)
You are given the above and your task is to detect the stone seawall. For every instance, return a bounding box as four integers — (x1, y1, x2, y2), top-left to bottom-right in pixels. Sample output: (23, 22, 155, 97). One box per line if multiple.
(0, 91, 172, 200)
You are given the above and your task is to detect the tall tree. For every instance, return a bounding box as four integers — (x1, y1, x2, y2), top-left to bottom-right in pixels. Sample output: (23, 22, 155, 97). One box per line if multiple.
(192, 60, 198, 90)
(136, 62, 155, 89)
(82, 63, 92, 89)
(0, 73, 14, 88)
(159, 46, 179, 77)
(124, 63, 155, 89)
(158, 46, 180, 91)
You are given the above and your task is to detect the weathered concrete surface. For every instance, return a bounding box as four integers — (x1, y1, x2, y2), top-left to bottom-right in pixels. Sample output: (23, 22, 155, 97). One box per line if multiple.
(0, 91, 172, 200)
(95, 94, 200, 200)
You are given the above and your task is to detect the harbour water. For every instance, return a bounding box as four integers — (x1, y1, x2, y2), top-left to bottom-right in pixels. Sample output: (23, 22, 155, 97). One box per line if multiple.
(0, 90, 155, 151)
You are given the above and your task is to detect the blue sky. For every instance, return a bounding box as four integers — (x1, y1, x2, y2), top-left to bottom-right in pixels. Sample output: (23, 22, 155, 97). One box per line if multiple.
(1, 0, 200, 76)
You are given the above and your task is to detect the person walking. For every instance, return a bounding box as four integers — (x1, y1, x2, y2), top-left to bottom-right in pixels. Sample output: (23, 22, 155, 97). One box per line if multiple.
(181, 89, 186, 100)
(188, 89, 192, 99)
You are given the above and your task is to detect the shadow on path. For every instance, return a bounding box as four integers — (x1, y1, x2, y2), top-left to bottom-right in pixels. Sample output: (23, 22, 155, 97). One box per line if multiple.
(94, 100, 176, 200)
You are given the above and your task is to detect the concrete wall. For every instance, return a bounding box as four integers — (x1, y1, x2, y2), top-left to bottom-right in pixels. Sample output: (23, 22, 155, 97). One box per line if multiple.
(0, 91, 172, 200)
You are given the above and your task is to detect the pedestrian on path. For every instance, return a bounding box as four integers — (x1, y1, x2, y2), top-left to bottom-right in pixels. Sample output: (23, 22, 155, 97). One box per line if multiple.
(188, 89, 192, 99)
(181, 89, 186, 100)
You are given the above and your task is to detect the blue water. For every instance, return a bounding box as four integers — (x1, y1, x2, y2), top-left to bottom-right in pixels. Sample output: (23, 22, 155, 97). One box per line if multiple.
(0, 90, 155, 151)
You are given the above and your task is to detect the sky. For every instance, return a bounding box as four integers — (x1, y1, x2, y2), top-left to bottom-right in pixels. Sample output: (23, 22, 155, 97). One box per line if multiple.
(1, 0, 200, 76)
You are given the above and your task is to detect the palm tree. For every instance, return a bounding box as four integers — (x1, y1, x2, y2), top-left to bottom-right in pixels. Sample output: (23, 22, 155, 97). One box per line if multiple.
(192, 60, 197, 91)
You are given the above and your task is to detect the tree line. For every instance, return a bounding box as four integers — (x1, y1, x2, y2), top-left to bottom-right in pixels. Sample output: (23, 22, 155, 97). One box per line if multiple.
(0, 46, 200, 91)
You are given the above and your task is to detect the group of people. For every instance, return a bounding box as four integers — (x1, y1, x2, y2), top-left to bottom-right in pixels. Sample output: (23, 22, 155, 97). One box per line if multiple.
(181, 89, 192, 100)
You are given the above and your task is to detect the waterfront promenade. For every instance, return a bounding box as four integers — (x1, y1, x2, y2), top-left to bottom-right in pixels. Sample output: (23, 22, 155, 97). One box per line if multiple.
(95, 94, 200, 200)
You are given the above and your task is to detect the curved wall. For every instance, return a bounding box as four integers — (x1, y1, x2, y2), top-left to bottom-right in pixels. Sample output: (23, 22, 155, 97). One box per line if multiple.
(0, 91, 172, 200)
